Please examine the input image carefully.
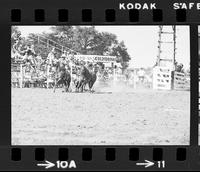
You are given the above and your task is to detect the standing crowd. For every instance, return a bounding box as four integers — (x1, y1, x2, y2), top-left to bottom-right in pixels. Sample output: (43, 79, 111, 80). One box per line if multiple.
(11, 36, 118, 88)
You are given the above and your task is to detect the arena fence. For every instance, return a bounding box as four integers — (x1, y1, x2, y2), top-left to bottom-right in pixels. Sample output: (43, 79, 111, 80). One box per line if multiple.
(173, 71, 186, 90)
(11, 63, 189, 91)
(11, 63, 24, 88)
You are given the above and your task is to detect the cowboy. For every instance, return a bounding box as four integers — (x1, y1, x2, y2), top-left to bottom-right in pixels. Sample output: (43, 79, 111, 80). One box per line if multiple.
(87, 62, 93, 73)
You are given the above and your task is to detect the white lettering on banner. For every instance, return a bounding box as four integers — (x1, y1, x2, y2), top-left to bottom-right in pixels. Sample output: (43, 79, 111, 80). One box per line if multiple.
(74, 55, 116, 63)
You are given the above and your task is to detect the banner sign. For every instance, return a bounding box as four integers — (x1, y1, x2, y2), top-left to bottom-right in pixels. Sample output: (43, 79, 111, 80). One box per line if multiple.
(74, 55, 116, 63)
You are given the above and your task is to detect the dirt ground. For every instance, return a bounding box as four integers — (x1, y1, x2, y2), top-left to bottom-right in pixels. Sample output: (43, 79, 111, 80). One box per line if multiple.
(12, 85, 190, 145)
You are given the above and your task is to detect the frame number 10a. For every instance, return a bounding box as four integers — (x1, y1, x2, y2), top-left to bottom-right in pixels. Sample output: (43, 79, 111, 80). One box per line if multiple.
(37, 160, 77, 169)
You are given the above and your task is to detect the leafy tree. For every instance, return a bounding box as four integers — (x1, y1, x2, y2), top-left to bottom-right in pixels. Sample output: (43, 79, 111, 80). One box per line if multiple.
(15, 26, 132, 70)
(111, 41, 130, 62)
(91, 31, 117, 55)
(25, 33, 53, 59)
(72, 26, 97, 54)
(11, 26, 21, 47)
(48, 26, 74, 50)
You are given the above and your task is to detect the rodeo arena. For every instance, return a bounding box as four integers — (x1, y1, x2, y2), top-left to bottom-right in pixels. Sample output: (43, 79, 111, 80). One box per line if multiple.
(12, 26, 190, 145)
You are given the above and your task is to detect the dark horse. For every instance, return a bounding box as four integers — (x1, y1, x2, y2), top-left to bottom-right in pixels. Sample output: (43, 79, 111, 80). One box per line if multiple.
(75, 64, 98, 92)
(53, 62, 71, 93)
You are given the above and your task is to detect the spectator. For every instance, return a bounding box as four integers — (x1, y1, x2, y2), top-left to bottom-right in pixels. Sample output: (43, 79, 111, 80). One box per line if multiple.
(175, 63, 184, 73)
(47, 47, 56, 66)
(138, 68, 145, 82)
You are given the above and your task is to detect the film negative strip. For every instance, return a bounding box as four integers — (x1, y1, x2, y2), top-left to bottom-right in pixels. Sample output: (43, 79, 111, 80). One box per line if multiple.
(0, 0, 199, 171)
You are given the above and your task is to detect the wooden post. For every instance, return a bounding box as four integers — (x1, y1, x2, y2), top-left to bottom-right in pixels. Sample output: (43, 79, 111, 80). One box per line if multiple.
(172, 25, 176, 71)
(46, 65, 50, 89)
(113, 65, 117, 86)
(70, 63, 73, 77)
(37, 36, 40, 44)
(47, 39, 49, 48)
(20, 64, 23, 88)
(133, 69, 137, 89)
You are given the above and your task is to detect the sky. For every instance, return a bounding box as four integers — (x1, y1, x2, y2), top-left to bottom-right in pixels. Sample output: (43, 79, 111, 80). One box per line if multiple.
(16, 25, 190, 69)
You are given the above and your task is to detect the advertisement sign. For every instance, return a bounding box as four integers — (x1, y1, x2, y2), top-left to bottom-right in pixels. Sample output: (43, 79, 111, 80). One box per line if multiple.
(74, 55, 116, 63)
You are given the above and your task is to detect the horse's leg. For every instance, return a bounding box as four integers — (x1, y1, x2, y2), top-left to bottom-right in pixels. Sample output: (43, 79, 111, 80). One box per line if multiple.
(89, 77, 96, 92)
(88, 81, 91, 92)
(77, 80, 82, 92)
(75, 80, 78, 92)
(68, 78, 71, 92)
(65, 80, 70, 92)
(89, 81, 95, 92)
(53, 79, 58, 93)
(77, 79, 83, 92)
(74, 79, 79, 92)
(81, 82, 84, 92)
(85, 82, 90, 91)
(79, 80, 85, 92)
(83, 83, 86, 91)
(62, 81, 67, 92)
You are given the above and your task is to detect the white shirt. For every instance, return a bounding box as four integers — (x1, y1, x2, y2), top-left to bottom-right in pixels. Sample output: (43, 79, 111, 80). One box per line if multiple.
(138, 70, 145, 77)
(47, 52, 55, 64)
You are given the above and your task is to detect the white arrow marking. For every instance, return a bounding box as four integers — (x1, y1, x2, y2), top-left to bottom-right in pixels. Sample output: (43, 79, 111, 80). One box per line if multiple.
(37, 160, 55, 169)
(136, 160, 154, 168)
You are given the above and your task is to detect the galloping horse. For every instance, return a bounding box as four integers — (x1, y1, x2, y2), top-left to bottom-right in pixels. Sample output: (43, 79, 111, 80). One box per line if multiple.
(53, 61, 71, 93)
(75, 64, 98, 92)
(88, 65, 99, 91)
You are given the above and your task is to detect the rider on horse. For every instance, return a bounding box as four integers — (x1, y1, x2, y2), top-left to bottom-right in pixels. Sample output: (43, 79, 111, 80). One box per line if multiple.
(53, 54, 71, 93)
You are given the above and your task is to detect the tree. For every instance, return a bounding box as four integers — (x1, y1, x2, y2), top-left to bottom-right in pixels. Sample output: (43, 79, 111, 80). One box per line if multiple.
(11, 26, 21, 47)
(111, 41, 130, 62)
(26, 33, 52, 58)
(16, 26, 131, 70)
(48, 26, 74, 50)
(91, 31, 117, 55)
(72, 26, 97, 54)
(110, 41, 131, 71)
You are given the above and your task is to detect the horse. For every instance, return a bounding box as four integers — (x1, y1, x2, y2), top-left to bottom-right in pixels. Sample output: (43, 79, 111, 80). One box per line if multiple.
(53, 62, 71, 93)
(75, 64, 98, 92)
(88, 65, 99, 91)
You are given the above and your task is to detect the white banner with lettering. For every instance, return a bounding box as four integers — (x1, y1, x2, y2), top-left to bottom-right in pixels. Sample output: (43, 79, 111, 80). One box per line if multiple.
(74, 55, 116, 63)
